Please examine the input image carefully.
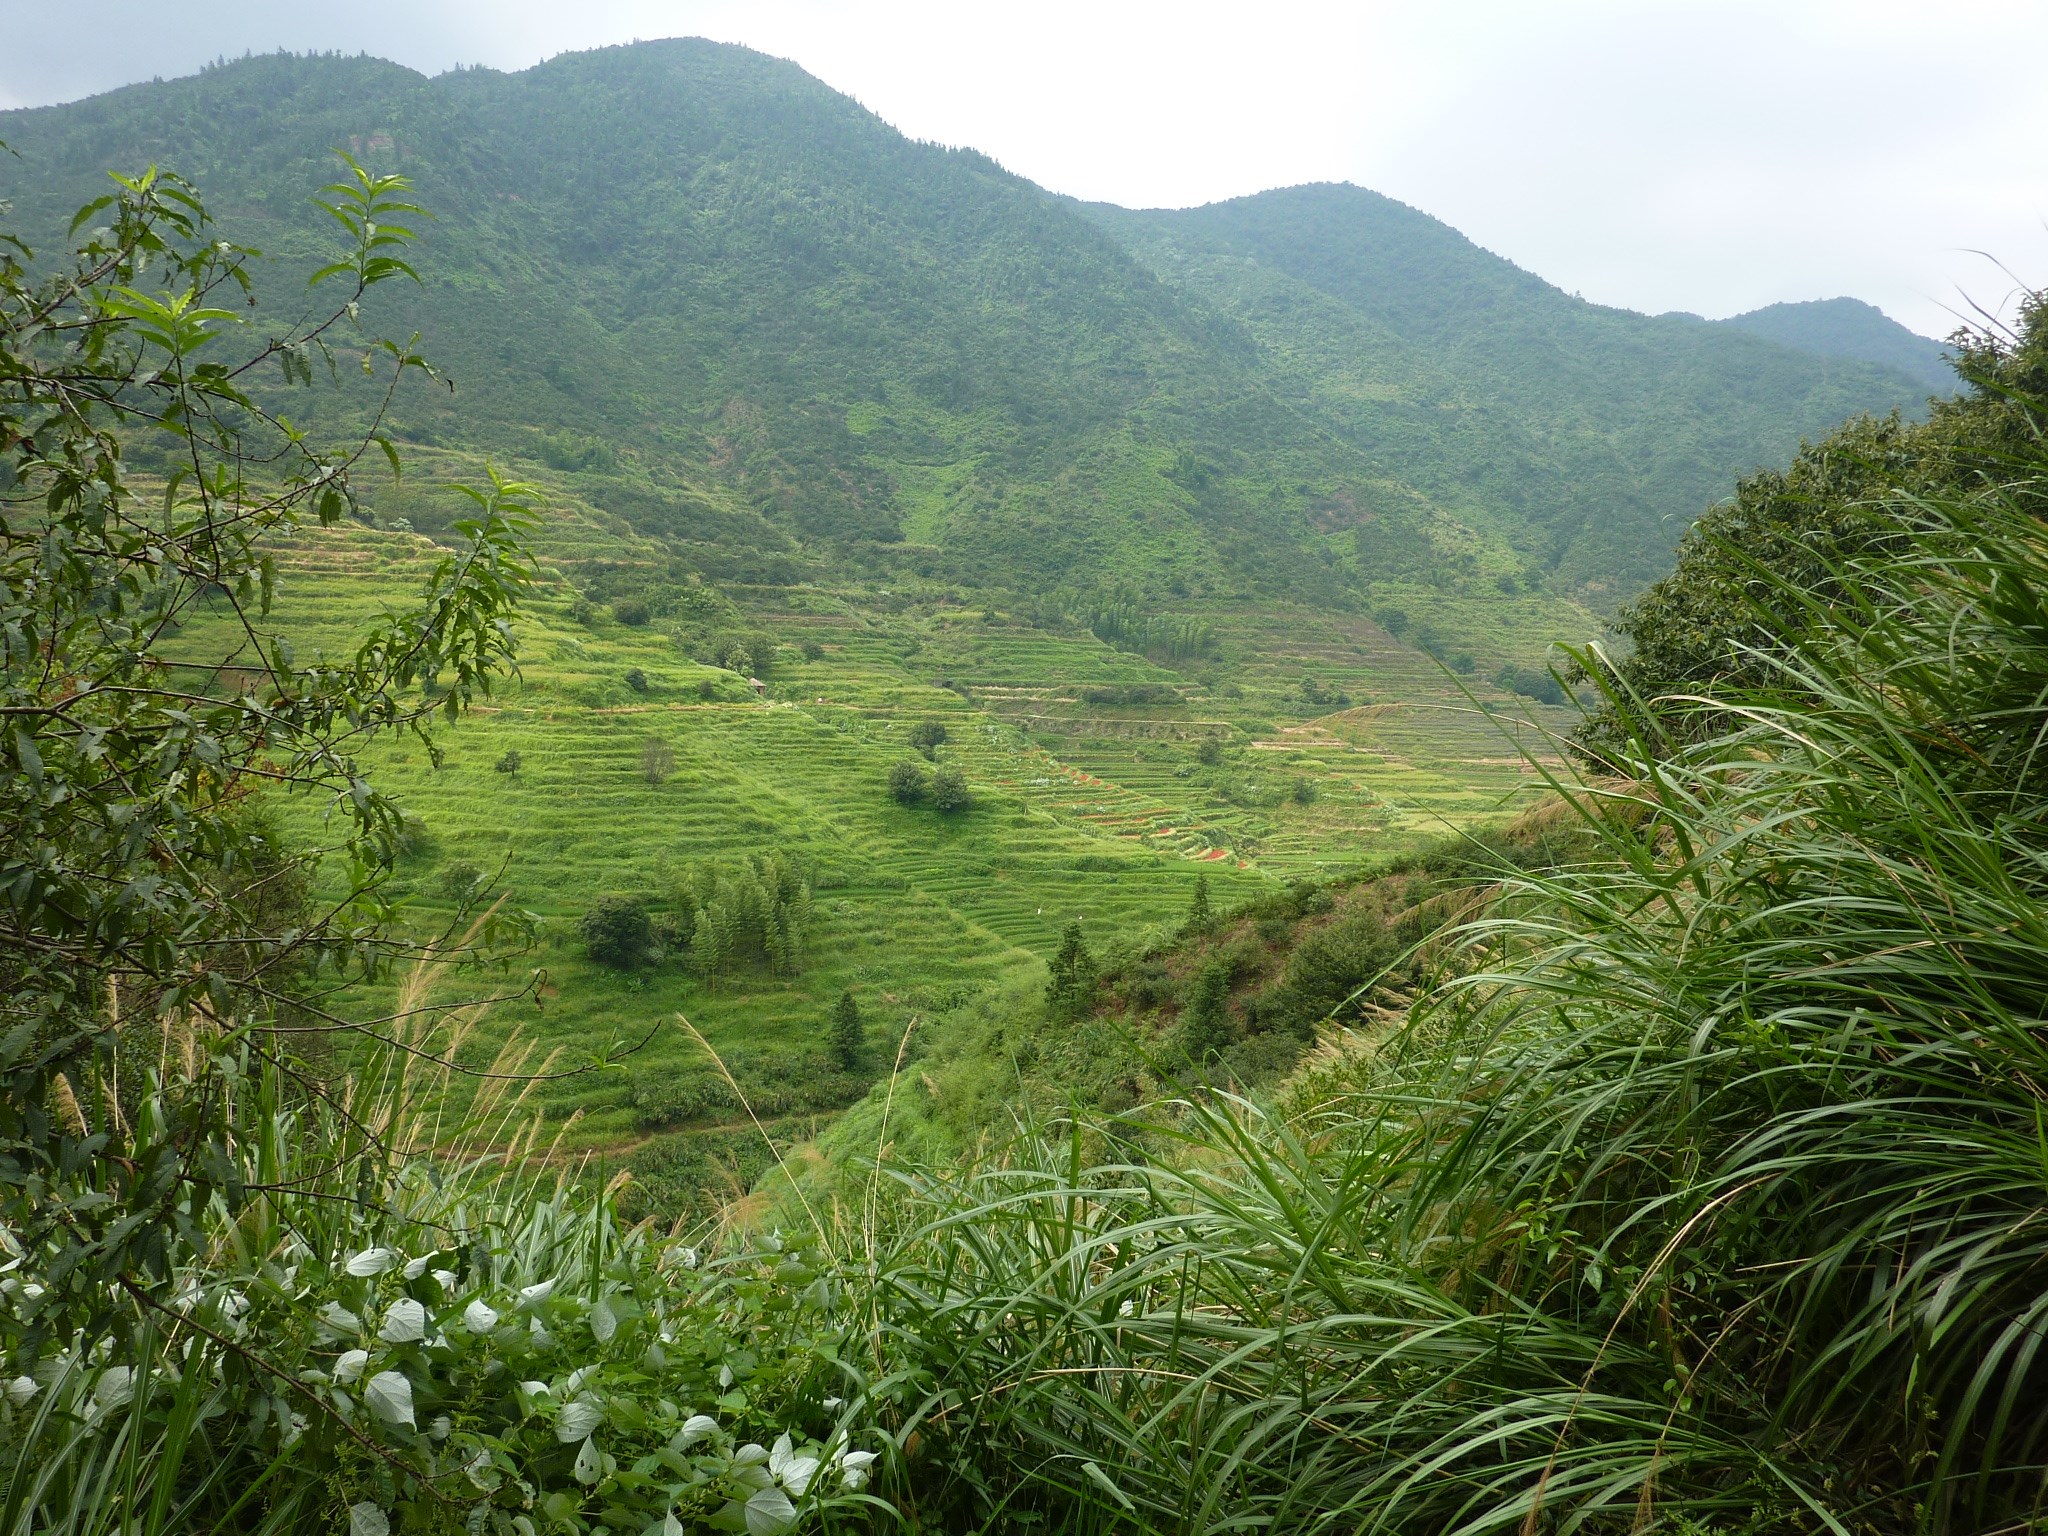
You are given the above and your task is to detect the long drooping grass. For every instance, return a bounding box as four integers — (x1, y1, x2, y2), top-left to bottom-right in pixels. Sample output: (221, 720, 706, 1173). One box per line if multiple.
(849, 471, 2048, 1534)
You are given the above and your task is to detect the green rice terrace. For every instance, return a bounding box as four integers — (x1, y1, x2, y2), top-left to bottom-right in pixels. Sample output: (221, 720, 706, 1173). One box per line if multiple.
(166, 453, 1577, 1176)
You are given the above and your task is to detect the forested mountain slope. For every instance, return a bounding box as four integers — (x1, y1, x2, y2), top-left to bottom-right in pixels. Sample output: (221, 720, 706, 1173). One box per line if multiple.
(1, 41, 1934, 608)
(1716, 295, 1954, 394)
(1084, 185, 1941, 598)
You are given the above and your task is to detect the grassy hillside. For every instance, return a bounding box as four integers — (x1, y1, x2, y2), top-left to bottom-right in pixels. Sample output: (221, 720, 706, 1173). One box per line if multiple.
(163, 455, 1568, 1203)
(1084, 184, 1937, 599)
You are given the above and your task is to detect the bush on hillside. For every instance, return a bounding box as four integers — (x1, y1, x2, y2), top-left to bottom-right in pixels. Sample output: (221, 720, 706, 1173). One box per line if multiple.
(886, 758, 929, 805)
(928, 764, 972, 812)
(579, 894, 656, 967)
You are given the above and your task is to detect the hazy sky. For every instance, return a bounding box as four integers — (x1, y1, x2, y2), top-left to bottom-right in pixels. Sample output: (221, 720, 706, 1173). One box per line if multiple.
(2, 0, 2041, 338)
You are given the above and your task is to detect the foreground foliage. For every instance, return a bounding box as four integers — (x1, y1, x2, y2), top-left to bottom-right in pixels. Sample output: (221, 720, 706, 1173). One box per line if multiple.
(845, 453, 2048, 1532)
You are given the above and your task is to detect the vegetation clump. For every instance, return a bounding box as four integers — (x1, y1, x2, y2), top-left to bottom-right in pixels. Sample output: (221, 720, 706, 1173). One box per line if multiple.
(578, 893, 657, 968)
(886, 758, 929, 804)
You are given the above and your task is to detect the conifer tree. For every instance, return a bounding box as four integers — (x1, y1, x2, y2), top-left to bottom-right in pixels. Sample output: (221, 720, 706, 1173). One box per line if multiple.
(1182, 874, 1212, 936)
(828, 990, 864, 1069)
(1178, 958, 1233, 1066)
(1046, 920, 1096, 1019)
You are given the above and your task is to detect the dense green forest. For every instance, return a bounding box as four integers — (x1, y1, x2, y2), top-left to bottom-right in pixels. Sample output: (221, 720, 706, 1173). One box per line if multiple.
(0, 40, 1935, 608)
(7, 35, 2042, 1536)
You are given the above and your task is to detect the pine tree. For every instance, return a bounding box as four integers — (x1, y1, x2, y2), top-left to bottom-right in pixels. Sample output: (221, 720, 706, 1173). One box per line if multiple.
(1178, 958, 1233, 1066)
(828, 990, 864, 1069)
(1046, 920, 1096, 1019)
(1182, 873, 1212, 936)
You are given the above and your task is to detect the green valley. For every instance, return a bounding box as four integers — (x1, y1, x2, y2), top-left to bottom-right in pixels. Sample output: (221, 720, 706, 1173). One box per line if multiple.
(13, 29, 2041, 1536)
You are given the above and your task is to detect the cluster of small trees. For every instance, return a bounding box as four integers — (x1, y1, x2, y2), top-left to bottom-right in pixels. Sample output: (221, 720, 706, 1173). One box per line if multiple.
(699, 630, 777, 677)
(1087, 600, 1215, 661)
(1298, 674, 1353, 709)
(888, 757, 971, 811)
(578, 851, 815, 979)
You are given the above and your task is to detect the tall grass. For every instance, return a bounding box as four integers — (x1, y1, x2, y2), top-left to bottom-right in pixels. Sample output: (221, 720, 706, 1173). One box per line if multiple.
(1, 949, 877, 1536)
(848, 472, 2048, 1534)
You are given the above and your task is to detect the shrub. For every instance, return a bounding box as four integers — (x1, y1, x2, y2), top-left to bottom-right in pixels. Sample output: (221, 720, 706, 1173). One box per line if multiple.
(928, 764, 971, 812)
(908, 720, 948, 758)
(436, 860, 483, 903)
(887, 759, 929, 805)
(612, 598, 651, 626)
(1195, 737, 1224, 766)
(494, 747, 522, 777)
(801, 639, 826, 661)
(578, 895, 655, 968)
(624, 666, 649, 693)
(1494, 661, 1568, 705)
(642, 734, 676, 785)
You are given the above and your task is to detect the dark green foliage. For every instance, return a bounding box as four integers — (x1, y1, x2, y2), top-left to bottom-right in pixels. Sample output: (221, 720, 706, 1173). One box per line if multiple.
(1088, 600, 1215, 660)
(659, 851, 814, 979)
(1263, 906, 1404, 1035)
(1494, 661, 1567, 704)
(887, 758, 930, 804)
(1195, 737, 1225, 766)
(828, 989, 864, 1069)
(612, 598, 651, 627)
(494, 747, 523, 776)
(1289, 778, 1318, 805)
(578, 895, 656, 968)
(1584, 292, 2048, 751)
(1077, 682, 1181, 706)
(908, 720, 948, 758)
(1177, 959, 1233, 1065)
(1298, 675, 1351, 709)
(928, 763, 971, 813)
(624, 665, 649, 692)
(1045, 920, 1095, 1021)
(1181, 873, 1213, 936)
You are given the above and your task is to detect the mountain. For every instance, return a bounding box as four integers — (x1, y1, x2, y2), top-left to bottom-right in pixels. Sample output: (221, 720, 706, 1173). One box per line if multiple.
(0, 41, 1936, 607)
(1081, 185, 1941, 599)
(1716, 297, 1954, 397)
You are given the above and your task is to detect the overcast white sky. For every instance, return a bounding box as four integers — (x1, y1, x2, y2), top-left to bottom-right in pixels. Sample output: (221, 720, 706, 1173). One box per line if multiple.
(3, 0, 2042, 338)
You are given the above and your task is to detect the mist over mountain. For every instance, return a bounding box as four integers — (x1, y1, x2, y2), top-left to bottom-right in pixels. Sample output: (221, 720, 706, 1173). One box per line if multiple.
(0, 38, 1937, 606)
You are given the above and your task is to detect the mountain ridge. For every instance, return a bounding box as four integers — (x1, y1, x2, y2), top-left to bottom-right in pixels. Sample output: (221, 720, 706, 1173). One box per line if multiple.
(0, 39, 1938, 608)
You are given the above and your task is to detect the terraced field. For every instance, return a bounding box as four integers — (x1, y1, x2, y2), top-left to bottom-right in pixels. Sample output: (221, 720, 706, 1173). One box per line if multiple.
(169, 487, 1587, 1166)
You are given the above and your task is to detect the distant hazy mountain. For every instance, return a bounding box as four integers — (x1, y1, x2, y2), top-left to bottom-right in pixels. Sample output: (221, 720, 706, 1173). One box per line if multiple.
(1716, 298, 1954, 397)
(1083, 186, 1941, 599)
(0, 42, 1935, 606)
